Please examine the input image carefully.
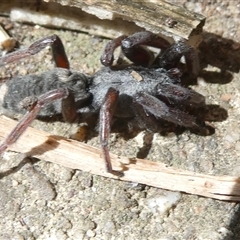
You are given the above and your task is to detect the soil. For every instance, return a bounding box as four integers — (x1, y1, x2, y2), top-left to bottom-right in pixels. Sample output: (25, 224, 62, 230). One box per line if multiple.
(1, 1, 240, 239)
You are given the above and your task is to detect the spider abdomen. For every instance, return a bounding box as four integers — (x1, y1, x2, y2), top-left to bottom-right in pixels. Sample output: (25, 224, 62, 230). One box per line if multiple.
(0, 68, 90, 117)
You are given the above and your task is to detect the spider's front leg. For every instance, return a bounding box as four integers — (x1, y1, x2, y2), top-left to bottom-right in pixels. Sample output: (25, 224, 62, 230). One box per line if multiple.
(159, 41, 200, 77)
(156, 81, 205, 107)
(100, 35, 127, 66)
(135, 92, 199, 129)
(99, 87, 124, 176)
(0, 35, 69, 69)
(121, 31, 171, 66)
(101, 31, 171, 67)
(0, 88, 73, 153)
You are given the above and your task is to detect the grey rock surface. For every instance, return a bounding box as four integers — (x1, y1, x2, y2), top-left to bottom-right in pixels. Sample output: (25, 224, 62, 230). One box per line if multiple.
(1, 1, 240, 239)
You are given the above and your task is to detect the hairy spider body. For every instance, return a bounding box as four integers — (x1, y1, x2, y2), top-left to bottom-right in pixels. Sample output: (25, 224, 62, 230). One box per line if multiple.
(92, 67, 204, 120)
(0, 32, 205, 176)
(0, 66, 204, 123)
(0, 68, 90, 117)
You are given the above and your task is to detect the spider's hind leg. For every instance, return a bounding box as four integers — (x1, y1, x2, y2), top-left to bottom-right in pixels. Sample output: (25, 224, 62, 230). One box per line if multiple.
(0, 35, 69, 69)
(0, 88, 70, 154)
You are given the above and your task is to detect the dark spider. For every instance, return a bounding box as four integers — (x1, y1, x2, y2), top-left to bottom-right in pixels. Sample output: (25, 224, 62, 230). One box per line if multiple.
(0, 32, 206, 176)
(100, 31, 199, 77)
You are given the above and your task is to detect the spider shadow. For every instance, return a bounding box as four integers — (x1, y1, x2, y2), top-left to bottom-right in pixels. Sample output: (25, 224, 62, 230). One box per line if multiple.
(79, 99, 227, 160)
(223, 202, 240, 240)
(0, 156, 40, 179)
(195, 32, 240, 238)
(124, 103, 227, 159)
(195, 31, 240, 85)
(0, 135, 63, 179)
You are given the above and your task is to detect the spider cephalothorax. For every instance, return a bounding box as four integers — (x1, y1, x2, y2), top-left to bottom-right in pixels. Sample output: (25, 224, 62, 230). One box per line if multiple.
(0, 32, 206, 176)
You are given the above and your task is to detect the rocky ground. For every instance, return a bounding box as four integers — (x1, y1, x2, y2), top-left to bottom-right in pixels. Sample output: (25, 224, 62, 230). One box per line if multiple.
(0, 1, 240, 239)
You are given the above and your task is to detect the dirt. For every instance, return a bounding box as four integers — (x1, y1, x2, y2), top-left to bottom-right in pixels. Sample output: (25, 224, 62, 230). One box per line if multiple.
(0, 1, 240, 239)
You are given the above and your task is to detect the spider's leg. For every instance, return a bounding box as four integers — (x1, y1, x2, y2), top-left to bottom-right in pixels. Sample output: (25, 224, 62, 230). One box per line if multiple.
(135, 92, 199, 128)
(159, 41, 199, 77)
(0, 88, 69, 154)
(156, 82, 205, 107)
(99, 87, 123, 176)
(132, 100, 158, 132)
(0, 35, 69, 69)
(0, 35, 79, 122)
(121, 31, 170, 66)
(61, 88, 79, 123)
(100, 35, 127, 66)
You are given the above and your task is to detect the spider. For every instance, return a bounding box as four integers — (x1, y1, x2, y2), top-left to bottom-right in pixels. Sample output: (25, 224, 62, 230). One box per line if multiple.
(100, 31, 199, 77)
(0, 31, 206, 176)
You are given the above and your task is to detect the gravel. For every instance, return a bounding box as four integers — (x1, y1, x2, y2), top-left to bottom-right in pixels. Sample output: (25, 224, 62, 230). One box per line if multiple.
(1, 1, 240, 239)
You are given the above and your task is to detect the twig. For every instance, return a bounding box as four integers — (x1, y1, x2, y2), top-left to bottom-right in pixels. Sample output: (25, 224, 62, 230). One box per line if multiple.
(0, 25, 16, 52)
(2, 0, 205, 45)
(0, 115, 239, 201)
